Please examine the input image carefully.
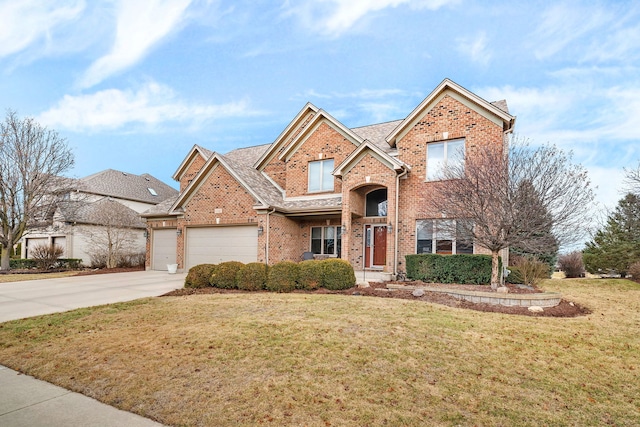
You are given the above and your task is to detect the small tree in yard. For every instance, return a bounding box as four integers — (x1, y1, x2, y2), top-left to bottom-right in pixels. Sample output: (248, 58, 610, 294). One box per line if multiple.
(85, 199, 145, 268)
(0, 110, 74, 270)
(429, 137, 594, 289)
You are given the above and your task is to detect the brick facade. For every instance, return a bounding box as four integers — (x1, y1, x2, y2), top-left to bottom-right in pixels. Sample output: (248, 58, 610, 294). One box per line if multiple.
(148, 80, 514, 274)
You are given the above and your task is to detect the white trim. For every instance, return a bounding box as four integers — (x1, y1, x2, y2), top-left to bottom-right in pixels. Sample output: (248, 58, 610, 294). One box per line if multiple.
(284, 193, 342, 202)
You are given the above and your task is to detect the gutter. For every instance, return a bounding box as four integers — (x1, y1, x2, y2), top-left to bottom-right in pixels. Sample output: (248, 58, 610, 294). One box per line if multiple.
(265, 207, 276, 265)
(394, 166, 409, 276)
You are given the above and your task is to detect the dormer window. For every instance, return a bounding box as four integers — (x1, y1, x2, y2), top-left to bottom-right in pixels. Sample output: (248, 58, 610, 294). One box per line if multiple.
(308, 159, 334, 192)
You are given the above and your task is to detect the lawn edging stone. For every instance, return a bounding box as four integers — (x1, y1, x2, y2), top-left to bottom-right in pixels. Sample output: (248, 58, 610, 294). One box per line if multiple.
(386, 283, 562, 307)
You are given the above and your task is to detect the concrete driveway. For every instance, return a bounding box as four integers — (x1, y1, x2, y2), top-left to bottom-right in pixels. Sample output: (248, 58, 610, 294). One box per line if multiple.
(0, 270, 185, 323)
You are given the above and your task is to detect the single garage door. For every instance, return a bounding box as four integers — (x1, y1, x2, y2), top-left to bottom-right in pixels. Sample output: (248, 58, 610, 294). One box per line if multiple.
(186, 226, 257, 269)
(152, 229, 177, 270)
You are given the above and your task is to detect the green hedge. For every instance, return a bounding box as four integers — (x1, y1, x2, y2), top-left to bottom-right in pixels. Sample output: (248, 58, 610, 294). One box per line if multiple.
(298, 260, 323, 290)
(9, 258, 83, 270)
(210, 261, 244, 289)
(237, 262, 267, 291)
(266, 261, 299, 292)
(322, 259, 356, 290)
(185, 264, 216, 288)
(405, 254, 496, 285)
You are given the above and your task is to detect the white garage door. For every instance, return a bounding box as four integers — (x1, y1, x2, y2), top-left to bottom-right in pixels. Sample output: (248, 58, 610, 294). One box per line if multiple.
(186, 226, 257, 269)
(152, 229, 177, 271)
(26, 238, 48, 258)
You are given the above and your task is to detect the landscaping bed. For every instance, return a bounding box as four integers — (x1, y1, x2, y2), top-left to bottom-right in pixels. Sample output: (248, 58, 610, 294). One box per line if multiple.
(164, 280, 590, 317)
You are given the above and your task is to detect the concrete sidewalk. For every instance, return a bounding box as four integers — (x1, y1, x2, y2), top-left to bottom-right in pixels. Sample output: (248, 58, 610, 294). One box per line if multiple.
(0, 366, 163, 426)
(0, 270, 185, 426)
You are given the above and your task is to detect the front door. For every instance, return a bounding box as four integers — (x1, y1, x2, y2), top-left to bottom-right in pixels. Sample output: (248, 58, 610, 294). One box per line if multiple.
(364, 225, 387, 268)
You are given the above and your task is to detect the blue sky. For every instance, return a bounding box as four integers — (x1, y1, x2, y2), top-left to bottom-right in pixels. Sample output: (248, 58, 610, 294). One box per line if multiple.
(1, 0, 638, 212)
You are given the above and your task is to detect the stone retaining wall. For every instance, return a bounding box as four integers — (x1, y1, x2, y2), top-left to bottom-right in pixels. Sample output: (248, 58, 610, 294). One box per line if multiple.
(386, 284, 561, 308)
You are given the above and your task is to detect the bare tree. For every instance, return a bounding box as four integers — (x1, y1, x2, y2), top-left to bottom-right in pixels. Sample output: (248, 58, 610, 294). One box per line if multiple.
(428, 137, 594, 289)
(624, 162, 640, 196)
(0, 110, 74, 270)
(84, 199, 145, 268)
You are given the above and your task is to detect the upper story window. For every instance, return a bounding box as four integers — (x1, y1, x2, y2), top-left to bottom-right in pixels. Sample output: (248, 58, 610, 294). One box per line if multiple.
(426, 138, 465, 181)
(365, 189, 388, 217)
(308, 159, 334, 192)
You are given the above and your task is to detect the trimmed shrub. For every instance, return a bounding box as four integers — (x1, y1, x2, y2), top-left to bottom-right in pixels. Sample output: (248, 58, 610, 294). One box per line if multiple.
(322, 259, 356, 290)
(185, 264, 216, 288)
(237, 262, 267, 291)
(210, 261, 244, 289)
(266, 261, 299, 292)
(558, 251, 585, 278)
(405, 254, 495, 285)
(628, 260, 640, 282)
(505, 266, 524, 284)
(298, 260, 324, 290)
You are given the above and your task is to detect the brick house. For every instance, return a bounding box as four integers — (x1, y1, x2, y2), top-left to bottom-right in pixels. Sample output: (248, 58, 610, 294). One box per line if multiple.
(142, 79, 515, 274)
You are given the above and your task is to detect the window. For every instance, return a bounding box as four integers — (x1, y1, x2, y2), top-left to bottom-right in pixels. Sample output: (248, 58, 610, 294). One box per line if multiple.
(365, 189, 388, 217)
(416, 219, 473, 254)
(308, 159, 334, 192)
(311, 226, 342, 257)
(426, 138, 465, 181)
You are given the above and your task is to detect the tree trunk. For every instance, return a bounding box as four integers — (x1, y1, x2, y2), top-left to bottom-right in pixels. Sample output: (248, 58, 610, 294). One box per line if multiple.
(0, 244, 10, 270)
(491, 250, 500, 290)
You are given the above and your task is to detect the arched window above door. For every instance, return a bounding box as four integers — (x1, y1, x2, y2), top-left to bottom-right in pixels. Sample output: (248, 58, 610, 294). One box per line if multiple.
(365, 188, 388, 217)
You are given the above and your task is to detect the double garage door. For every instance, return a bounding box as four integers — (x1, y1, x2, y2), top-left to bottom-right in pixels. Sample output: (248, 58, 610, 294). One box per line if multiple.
(185, 225, 258, 270)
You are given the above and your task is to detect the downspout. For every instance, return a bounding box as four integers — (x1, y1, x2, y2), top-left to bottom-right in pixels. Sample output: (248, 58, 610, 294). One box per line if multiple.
(394, 167, 409, 276)
(265, 207, 276, 265)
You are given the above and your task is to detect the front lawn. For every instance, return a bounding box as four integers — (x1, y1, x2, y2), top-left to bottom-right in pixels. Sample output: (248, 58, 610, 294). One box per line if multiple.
(0, 278, 638, 426)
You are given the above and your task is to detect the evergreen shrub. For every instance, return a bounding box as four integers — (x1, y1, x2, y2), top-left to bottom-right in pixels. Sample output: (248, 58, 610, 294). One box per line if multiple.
(266, 261, 299, 292)
(322, 259, 356, 290)
(237, 262, 267, 291)
(298, 260, 324, 290)
(185, 264, 216, 288)
(405, 254, 494, 285)
(210, 261, 244, 289)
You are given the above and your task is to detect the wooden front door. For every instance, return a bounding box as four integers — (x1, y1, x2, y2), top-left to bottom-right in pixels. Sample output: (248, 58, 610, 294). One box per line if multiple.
(365, 225, 387, 268)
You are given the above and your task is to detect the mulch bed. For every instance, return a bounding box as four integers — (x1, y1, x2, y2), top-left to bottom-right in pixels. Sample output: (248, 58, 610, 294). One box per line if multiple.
(163, 280, 590, 318)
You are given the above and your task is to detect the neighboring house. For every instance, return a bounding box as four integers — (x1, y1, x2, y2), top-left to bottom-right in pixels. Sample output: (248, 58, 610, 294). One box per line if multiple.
(142, 79, 516, 273)
(22, 169, 178, 266)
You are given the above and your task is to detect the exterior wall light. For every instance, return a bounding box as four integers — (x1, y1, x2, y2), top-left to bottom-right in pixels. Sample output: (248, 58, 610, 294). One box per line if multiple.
(258, 225, 264, 236)
(387, 223, 393, 234)
(341, 224, 346, 234)
(176, 229, 182, 236)
(143, 230, 149, 238)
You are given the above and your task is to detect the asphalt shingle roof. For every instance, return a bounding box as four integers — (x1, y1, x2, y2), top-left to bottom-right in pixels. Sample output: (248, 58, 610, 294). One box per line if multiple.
(79, 169, 178, 204)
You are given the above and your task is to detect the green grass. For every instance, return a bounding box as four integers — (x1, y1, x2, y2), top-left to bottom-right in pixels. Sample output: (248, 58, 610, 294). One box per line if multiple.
(0, 278, 638, 426)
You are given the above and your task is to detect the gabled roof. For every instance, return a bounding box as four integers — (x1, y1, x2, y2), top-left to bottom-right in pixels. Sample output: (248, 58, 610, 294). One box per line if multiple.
(278, 109, 365, 161)
(78, 169, 177, 204)
(334, 140, 408, 178)
(254, 103, 319, 170)
(385, 78, 516, 146)
(172, 144, 212, 181)
(171, 148, 282, 213)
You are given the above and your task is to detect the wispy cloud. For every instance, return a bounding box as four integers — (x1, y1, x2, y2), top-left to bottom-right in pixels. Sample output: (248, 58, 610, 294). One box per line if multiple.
(283, 0, 456, 37)
(38, 82, 256, 132)
(78, 0, 192, 88)
(456, 31, 492, 66)
(0, 0, 85, 57)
